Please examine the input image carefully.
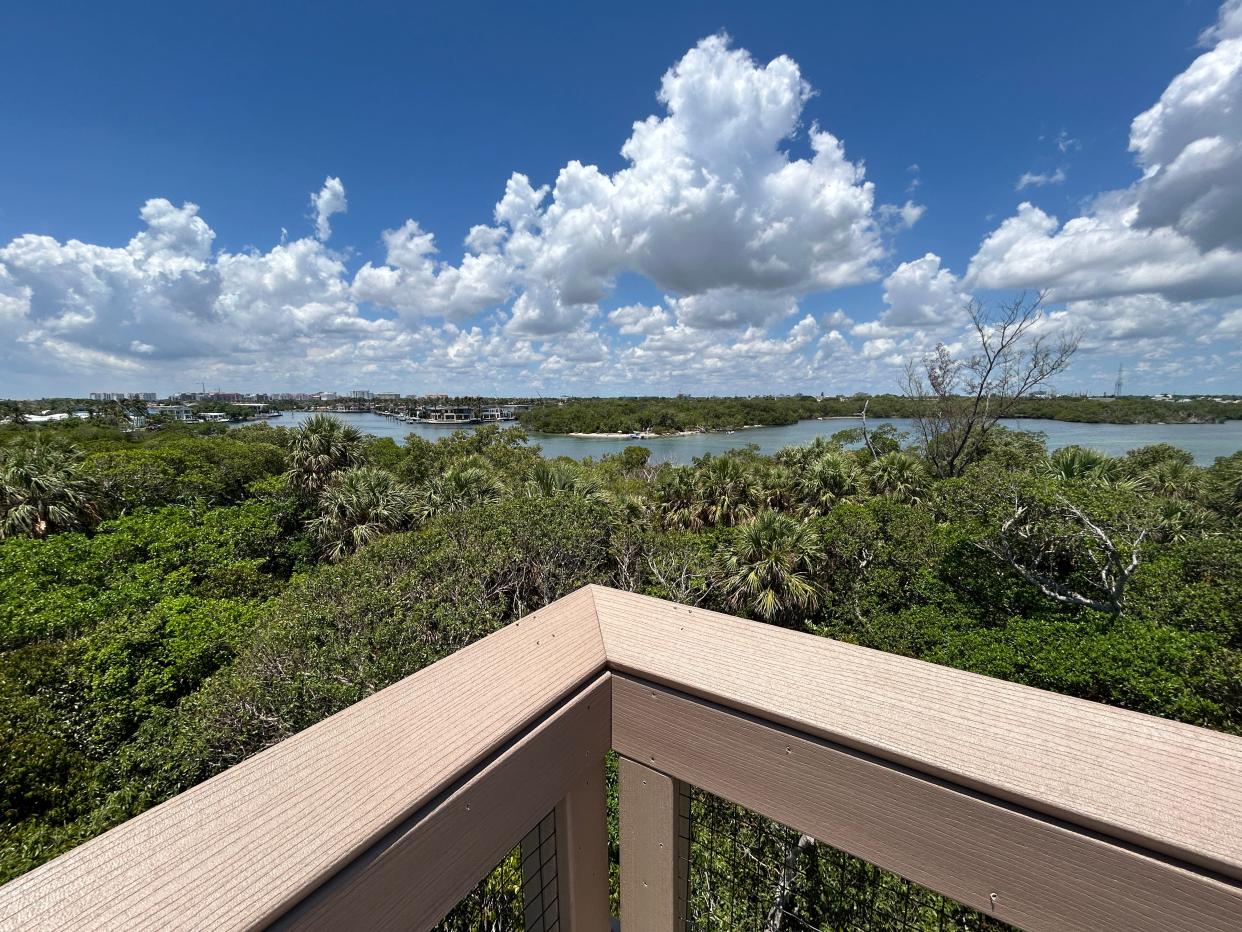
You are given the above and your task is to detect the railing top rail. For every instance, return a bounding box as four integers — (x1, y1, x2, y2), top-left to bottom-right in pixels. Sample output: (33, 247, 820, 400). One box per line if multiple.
(591, 586, 1242, 881)
(0, 587, 605, 932)
(2, 585, 1240, 930)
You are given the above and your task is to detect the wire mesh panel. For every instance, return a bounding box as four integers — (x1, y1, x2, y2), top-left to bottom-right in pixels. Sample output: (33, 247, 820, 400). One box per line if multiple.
(434, 810, 560, 931)
(521, 811, 562, 932)
(684, 785, 1012, 932)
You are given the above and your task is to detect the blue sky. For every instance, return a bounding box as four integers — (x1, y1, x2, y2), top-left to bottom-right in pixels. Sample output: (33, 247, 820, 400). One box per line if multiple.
(1, 0, 1240, 397)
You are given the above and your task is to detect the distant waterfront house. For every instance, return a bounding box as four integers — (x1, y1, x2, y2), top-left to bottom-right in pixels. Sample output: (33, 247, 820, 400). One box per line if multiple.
(480, 403, 531, 421)
(146, 404, 196, 422)
(420, 405, 476, 423)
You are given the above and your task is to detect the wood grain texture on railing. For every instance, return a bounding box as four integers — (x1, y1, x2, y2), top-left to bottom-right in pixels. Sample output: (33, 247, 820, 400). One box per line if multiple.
(275, 674, 611, 931)
(592, 585, 1242, 883)
(613, 674, 1242, 932)
(0, 587, 605, 932)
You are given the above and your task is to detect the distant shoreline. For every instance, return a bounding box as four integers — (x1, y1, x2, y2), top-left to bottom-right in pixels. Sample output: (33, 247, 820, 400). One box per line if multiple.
(567, 431, 657, 439)
(544, 413, 1241, 440)
(566, 429, 702, 439)
(565, 423, 770, 439)
(274, 410, 1241, 431)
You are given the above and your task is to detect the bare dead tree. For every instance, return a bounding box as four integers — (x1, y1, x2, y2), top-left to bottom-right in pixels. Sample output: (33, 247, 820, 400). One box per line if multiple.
(978, 495, 1148, 615)
(644, 548, 708, 606)
(765, 832, 816, 932)
(858, 399, 879, 461)
(902, 292, 1079, 478)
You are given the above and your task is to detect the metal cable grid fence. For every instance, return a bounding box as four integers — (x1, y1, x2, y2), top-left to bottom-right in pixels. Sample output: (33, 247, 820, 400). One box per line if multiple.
(435, 810, 560, 931)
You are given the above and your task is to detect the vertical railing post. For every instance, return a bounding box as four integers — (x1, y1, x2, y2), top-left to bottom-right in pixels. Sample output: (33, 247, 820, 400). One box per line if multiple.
(619, 756, 688, 931)
(553, 756, 611, 930)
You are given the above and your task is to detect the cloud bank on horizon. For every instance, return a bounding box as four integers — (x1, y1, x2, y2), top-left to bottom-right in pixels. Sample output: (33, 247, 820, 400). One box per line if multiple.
(2, 2, 1242, 397)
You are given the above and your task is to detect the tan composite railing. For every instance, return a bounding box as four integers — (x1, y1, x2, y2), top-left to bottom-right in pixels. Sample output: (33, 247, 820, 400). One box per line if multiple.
(1, 586, 1239, 931)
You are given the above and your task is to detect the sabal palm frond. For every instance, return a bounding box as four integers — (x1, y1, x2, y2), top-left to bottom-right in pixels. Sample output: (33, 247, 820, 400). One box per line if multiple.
(1042, 446, 1116, 483)
(285, 415, 367, 499)
(415, 464, 505, 521)
(523, 461, 606, 502)
(865, 451, 927, 504)
(775, 436, 840, 471)
(657, 467, 703, 530)
(1153, 499, 1217, 543)
(0, 437, 100, 539)
(1145, 459, 1202, 499)
(757, 465, 797, 511)
(695, 456, 758, 526)
(719, 511, 822, 624)
(1221, 460, 1242, 517)
(798, 451, 861, 514)
(307, 466, 416, 561)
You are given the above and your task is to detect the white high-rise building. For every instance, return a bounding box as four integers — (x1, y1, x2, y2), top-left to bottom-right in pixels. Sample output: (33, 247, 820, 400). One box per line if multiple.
(90, 391, 157, 402)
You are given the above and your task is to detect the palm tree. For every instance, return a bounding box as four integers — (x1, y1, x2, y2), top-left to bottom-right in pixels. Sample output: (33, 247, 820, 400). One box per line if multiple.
(657, 466, 702, 531)
(414, 463, 505, 521)
(756, 465, 797, 511)
(523, 460, 605, 500)
(307, 466, 416, 562)
(1153, 499, 1217, 544)
(1145, 459, 1202, 499)
(719, 511, 823, 625)
(608, 490, 652, 523)
(865, 451, 928, 504)
(1042, 446, 1116, 483)
(0, 437, 100, 539)
(285, 414, 366, 500)
(1218, 459, 1242, 518)
(797, 452, 861, 514)
(695, 456, 758, 526)
(774, 436, 838, 471)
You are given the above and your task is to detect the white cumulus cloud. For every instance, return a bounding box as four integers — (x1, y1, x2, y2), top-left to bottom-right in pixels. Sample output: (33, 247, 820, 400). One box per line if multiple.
(444, 33, 886, 338)
(312, 176, 347, 241)
(877, 253, 970, 329)
(970, 3, 1242, 303)
(1015, 167, 1067, 191)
